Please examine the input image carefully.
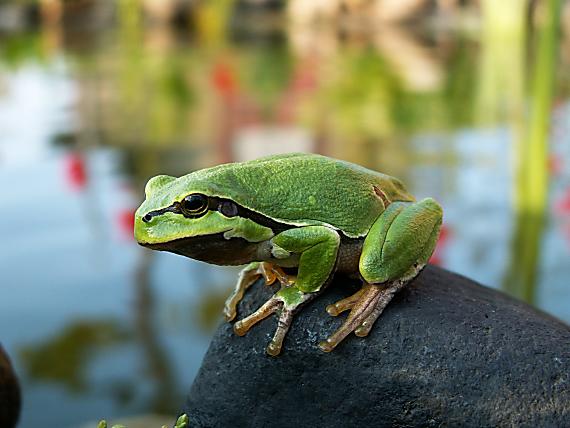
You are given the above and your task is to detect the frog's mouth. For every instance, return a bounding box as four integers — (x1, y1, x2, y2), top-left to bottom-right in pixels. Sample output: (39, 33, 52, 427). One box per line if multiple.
(139, 233, 261, 266)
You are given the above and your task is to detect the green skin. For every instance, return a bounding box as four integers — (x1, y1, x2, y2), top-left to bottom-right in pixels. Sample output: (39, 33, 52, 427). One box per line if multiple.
(134, 153, 443, 355)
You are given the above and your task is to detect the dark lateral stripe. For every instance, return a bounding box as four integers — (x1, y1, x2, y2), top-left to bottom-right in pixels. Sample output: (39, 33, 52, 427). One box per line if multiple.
(221, 199, 363, 243)
(213, 197, 295, 234)
(141, 195, 361, 243)
(142, 204, 181, 222)
(142, 195, 295, 233)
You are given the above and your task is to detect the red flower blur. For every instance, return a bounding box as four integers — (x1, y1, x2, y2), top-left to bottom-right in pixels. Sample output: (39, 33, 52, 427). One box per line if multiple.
(555, 187, 570, 216)
(211, 61, 237, 99)
(117, 209, 136, 240)
(429, 223, 451, 266)
(64, 152, 87, 191)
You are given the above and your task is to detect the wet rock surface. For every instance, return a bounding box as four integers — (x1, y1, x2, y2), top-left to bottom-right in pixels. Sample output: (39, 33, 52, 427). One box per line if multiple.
(185, 265, 570, 427)
(0, 345, 20, 428)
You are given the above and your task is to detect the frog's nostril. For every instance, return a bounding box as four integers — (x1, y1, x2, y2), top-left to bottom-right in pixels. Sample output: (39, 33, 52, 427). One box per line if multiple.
(143, 213, 153, 223)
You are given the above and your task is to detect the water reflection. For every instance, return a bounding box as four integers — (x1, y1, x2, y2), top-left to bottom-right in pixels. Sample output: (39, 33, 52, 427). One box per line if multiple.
(503, 0, 561, 302)
(20, 320, 129, 392)
(133, 250, 179, 414)
(0, 2, 568, 427)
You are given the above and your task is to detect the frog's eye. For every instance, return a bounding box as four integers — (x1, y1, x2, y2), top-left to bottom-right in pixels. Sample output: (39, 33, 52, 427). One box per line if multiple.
(180, 194, 209, 217)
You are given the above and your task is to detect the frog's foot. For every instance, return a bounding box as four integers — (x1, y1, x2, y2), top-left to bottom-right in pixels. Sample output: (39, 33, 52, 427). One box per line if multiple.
(354, 280, 406, 337)
(234, 287, 311, 356)
(259, 262, 296, 288)
(325, 286, 367, 316)
(224, 262, 296, 322)
(319, 280, 406, 352)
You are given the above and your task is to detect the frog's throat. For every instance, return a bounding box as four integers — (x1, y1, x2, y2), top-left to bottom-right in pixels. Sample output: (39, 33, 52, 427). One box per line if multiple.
(140, 232, 266, 266)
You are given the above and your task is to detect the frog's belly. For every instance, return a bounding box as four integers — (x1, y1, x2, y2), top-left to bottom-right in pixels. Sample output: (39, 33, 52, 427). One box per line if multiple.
(336, 237, 364, 274)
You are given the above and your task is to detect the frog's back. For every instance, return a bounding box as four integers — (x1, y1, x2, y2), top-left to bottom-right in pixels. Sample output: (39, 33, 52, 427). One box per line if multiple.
(181, 153, 414, 238)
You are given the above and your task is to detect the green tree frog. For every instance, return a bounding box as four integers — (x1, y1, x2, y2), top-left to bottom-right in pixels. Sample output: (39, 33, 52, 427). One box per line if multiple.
(134, 153, 443, 356)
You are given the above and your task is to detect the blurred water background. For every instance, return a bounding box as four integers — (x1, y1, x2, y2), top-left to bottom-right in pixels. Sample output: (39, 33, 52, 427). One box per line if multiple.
(0, 0, 569, 426)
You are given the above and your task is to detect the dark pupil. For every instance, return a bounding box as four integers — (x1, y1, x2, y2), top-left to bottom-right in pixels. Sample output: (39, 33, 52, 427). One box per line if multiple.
(182, 194, 206, 212)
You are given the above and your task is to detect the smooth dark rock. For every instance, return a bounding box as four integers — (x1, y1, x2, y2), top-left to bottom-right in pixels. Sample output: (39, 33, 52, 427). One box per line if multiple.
(185, 265, 570, 427)
(0, 345, 20, 428)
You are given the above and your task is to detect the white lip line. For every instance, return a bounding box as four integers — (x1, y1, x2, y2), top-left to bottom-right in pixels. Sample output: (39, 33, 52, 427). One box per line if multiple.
(136, 224, 236, 246)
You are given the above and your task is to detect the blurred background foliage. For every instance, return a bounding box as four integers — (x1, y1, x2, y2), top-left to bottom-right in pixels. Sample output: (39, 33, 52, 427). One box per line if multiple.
(0, 0, 569, 426)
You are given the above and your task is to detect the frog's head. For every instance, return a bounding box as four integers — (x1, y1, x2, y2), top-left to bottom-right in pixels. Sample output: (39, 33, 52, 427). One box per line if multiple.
(134, 173, 274, 265)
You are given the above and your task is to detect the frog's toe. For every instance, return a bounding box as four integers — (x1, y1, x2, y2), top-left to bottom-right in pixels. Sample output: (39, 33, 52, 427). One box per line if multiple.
(224, 264, 263, 321)
(266, 309, 294, 356)
(320, 280, 408, 351)
(233, 296, 282, 336)
(259, 262, 296, 287)
(353, 317, 377, 337)
(232, 296, 297, 357)
(354, 280, 407, 337)
(352, 295, 387, 337)
(223, 300, 240, 322)
(319, 284, 382, 351)
(224, 309, 236, 322)
(325, 286, 367, 316)
(226, 263, 298, 323)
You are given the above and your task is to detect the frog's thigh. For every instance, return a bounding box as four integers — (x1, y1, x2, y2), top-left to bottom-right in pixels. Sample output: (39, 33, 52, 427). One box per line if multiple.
(359, 198, 443, 284)
(271, 226, 340, 294)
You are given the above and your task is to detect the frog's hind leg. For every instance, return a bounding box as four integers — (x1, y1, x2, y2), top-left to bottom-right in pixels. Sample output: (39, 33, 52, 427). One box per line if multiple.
(224, 262, 296, 322)
(320, 198, 442, 352)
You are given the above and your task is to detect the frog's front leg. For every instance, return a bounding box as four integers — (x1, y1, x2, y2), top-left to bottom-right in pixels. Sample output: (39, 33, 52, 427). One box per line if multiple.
(224, 262, 296, 322)
(320, 198, 442, 352)
(233, 226, 340, 356)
